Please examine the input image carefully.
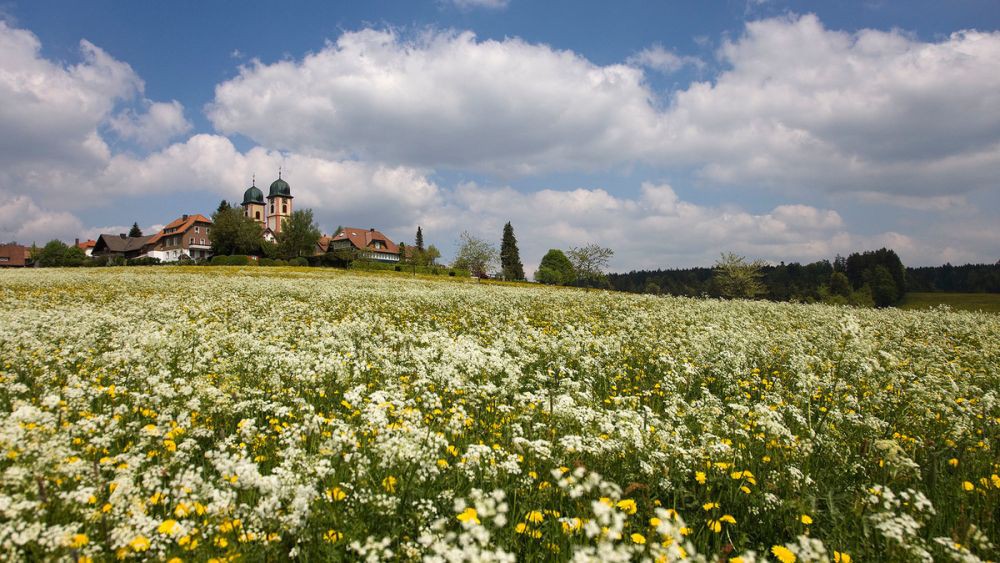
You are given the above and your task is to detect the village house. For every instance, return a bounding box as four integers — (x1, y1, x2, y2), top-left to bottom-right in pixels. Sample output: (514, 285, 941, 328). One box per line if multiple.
(0, 243, 31, 267)
(75, 239, 96, 257)
(92, 233, 152, 260)
(329, 227, 401, 263)
(142, 214, 213, 261)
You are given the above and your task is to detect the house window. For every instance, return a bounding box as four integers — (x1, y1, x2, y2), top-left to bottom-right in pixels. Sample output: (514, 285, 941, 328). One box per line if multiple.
(190, 237, 194, 245)
(200, 238, 205, 245)
(195, 226, 199, 234)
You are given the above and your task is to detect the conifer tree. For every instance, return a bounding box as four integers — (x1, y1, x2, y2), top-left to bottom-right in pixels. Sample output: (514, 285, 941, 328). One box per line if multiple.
(500, 222, 524, 280)
(415, 226, 425, 252)
(128, 222, 143, 237)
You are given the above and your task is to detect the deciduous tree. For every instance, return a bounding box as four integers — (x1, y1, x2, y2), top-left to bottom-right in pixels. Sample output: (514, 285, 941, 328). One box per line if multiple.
(452, 231, 497, 277)
(713, 252, 766, 299)
(277, 209, 322, 259)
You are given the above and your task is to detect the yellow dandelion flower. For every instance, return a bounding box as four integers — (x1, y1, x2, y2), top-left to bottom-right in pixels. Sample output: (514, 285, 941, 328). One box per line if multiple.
(326, 486, 347, 501)
(702, 501, 719, 511)
(834, 551, 852, 563)
(695, 471, 706, 484)
(526, 510, 544, 523)
(167, 558, 183, 563)
(157, 519, 179, 535)
(70, 533, 89, 548)
(740, 485, 752, 494)
(129, 535, 150, 552)
(649, 517, 661, 527)
(616, 498, 637, 514)
(323, 529, 343, 543)
(771, 545, 796, 563)
(720, 514, 736, 524)
(731, 557, 745, 563)
(962, 481, 974, 491)
(457, 507, 480, 525)
(382, 475, 397, 493)
(800, 514, 813, 525)
(991, 474, 1000, 489)
(948, 458, 959, 467)
(707, 519, 722, 533)
(631, 533, 646, 544)
(515, 522, 527, 534)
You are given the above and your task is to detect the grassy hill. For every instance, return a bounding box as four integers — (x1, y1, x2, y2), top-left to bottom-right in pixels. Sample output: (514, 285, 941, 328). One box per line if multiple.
(0, 266, 997, 561)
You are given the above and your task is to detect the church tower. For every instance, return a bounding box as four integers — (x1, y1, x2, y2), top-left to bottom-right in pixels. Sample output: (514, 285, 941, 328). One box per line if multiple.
(241, 176, 265, 225)
(266, 170, 293, 234)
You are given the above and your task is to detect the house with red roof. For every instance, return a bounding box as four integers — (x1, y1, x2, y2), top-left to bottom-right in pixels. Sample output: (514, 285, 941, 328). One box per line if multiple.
(142, 214, 213, 261)
(328, 227, 401, 263)
(75, 239, 96, 257)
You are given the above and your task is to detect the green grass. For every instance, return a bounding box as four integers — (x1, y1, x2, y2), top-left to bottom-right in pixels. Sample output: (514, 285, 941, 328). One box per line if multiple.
(899, 292, 1000, 313)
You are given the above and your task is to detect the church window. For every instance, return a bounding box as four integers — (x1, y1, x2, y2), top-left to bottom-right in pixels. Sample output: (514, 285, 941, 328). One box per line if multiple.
(255, 211, 261, 220)
(271, 204, 274, 214)
(282, 204, 287, 213)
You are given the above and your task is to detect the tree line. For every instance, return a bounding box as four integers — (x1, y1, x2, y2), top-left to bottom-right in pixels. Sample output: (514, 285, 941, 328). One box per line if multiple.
(609, 248, 912, 308)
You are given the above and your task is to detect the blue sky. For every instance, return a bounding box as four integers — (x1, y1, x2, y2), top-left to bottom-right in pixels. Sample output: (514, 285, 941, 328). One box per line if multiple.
(2, 0, 999, 271)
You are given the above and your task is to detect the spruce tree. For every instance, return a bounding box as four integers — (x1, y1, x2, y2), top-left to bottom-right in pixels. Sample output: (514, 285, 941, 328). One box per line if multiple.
(216, 200, 231, 214)
(500, 222, 524, 280)
(128, 222, 143, 237)
(415, 226, 425, 252)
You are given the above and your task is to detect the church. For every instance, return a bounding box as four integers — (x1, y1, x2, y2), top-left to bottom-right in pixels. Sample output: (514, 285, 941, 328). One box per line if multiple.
(240, 172, 293, 242)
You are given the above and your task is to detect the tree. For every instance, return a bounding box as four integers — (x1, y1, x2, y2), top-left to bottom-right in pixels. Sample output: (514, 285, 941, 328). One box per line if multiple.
(535, 249, 575, 285)
(35, 240, 86, 267)
(829, 271, 851, 297)
(211, 207, 263, 256)
(216, 200, 231, 214)
(277, 209, 321, 259)
(567, 244, 614, 285)
(128, 222, 143, 237)
(713, 252, 766, 299)
(452, 231, 497, 277)
(415, 226, 425, 252)
(868, 265, 899, 308)
(499, 222, 525, 280)
(425, 245, 441, 267)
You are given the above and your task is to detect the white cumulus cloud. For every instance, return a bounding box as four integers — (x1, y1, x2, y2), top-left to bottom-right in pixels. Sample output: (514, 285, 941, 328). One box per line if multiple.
(109, 100, 193, 149)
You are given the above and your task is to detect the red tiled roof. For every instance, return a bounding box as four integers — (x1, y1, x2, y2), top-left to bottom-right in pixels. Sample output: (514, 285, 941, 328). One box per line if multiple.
(146, 214, 212, 246)
(77, 240, 96, 249)
(331, 228, 399, 254)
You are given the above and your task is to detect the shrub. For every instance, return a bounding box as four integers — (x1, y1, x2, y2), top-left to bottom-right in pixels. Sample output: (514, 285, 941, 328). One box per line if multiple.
(227, 255, 251, 266)
(210, 255, 228, 266)
(289, 257, 309, 267)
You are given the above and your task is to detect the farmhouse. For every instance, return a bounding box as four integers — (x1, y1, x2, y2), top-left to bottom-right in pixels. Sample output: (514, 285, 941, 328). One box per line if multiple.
(329, 228, 401, 263)
(0, 243, 31, 267)
(75, 239, 96, 257)
(143, 214, 214, 261)
(93, 233, 152, 260)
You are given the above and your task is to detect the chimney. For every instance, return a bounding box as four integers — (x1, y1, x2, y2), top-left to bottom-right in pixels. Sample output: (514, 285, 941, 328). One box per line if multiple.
(75, 238, 80, 247)
(120, 233, 127, 239)
(370, 228, 375, 232)
(183, 214, 189, 220)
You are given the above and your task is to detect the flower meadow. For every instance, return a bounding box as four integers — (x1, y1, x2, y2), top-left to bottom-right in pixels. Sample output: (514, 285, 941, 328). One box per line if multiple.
(0, 268, 997, 562)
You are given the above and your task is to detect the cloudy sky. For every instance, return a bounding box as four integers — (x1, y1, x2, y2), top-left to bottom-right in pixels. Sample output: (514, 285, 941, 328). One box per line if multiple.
(1, 0, 998, 273)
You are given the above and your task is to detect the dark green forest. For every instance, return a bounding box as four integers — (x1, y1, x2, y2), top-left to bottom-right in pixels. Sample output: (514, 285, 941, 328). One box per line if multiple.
(608, 249, 1000, 307)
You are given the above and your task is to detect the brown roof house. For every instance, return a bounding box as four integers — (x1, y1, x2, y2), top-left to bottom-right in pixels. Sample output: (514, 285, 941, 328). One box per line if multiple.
(142, 214, 213, 261)
(0, 243, 31, 267)
(92, 234, 152, 260)
(328, 228, 401, 263)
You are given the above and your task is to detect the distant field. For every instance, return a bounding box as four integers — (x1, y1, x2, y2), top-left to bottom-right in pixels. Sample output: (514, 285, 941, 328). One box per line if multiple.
(900, 291, 1000, 313)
